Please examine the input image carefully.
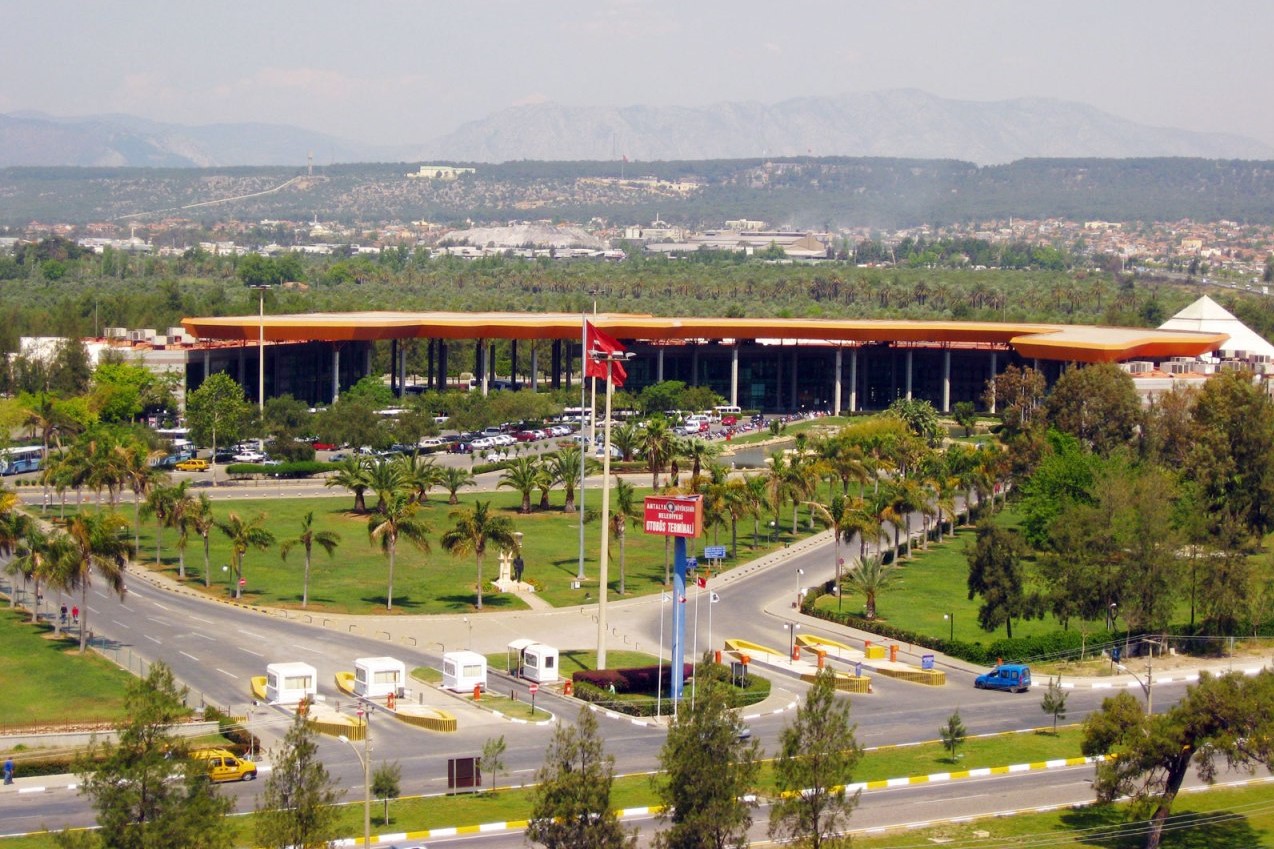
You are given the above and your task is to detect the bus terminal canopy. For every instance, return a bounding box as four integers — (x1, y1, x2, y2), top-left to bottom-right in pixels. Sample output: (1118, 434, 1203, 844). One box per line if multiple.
(181, 310, 1228, 364)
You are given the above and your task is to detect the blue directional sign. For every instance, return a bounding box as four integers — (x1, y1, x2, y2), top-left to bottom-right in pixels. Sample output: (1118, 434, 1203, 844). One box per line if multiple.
(686, 557, 698, 569)
(704, 546, 727, 559)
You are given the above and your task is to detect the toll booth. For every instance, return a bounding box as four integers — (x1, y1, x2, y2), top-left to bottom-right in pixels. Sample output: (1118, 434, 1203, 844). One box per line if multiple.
(353, 656, 406, 699)
(442, 651, 488, 692)
(521, 643, 560, 684)
(265, 662, 317, 705)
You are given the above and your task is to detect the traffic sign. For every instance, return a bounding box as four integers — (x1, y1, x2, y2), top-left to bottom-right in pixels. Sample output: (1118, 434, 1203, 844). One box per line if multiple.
(528, 683, 539, 695)
(686, 556, 698, 569)
(704, 546, 727, 559)
(238, 578, 246, 587)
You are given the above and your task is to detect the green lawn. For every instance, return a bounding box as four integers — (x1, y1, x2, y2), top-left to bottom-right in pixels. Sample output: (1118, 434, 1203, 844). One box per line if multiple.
(0, 607, 134, 728)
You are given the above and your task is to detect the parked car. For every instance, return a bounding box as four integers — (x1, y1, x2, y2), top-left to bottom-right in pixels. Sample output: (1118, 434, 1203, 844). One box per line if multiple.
(175, 458, 210, 472)
(190, 748, 257, 782)
(312, 441, 338, 451)
(974, 663, 1032, 693)
(232, 451, 266, 463)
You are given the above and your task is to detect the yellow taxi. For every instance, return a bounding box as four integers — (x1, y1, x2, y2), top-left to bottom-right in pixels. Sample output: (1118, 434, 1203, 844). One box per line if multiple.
(175, 458, 210, 472)
(190, 747, 257, 782)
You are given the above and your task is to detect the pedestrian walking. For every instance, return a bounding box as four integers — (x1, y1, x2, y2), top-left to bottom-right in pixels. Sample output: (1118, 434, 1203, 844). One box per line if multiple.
(513, 554, 525, 582)
(60, 605, 68, 625)
(3, 756, 13, 785)
(71, 605, 79, 625)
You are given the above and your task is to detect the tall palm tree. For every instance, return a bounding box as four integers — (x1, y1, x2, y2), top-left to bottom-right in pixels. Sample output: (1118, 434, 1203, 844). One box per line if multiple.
(806, 494, 856, 611)
(188, 493, 217, 587)
(367, 493, 431, 611)
(6, 522, 52, 623)
(115, 440, 165, 550)
(440, 466, 476, 505)
(64, 511, 133, 652)
(640, 419, 675, 490)
(140, 481, 186, 568)
(396, 453, 443, 504)
(216, 512, 275, 600)
(611, 421, 642, 462)
(325, 455, 372, 513)
(365, 457, 407, 513)
(841, 496, 883, 564)
(168, 483, 197, 580)
(281, 511, 341, 609)
(721, 476, 756, 559)
(744, 474, 769, 550)
(534, 463, 556, 510)
(498, 456, 542, 514)
(440, 500, 516, 611)
(678, 438, 722, 493)
(841, 554, 899, 620)
(610, 479, 640, 595)
(25, 531, 76, 633)
(543, 447, 593, 513)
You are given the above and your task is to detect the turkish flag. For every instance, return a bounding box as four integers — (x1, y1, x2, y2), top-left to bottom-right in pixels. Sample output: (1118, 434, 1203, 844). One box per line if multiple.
(696, 576, 707, 589)
(584, 321, 627, 387)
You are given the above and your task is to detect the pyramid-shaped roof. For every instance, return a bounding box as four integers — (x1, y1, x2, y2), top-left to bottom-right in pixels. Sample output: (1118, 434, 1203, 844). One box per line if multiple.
(1159, 295, 1274, 358)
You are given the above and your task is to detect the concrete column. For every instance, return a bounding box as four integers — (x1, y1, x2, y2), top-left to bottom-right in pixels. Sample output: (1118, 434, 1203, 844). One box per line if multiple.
(833, 347, 843, 415)
(905, 349, 913, 400)
(730, 344, 740, 407)
(236, 345, 244, 383)
(332, 345, 341, 403)
(551, 340, 561, 389)
(775, 348, 784, 412)
(478, 340, 488, 397)
(204, 349, 212, 382)
(988, 351, 998, 414)
(849, 348, 858, 412)
(510, 339, 518, 389)
(690, 346, 699, 387)
(1033, 358, 1040, 372)
(790, 348, 798, 410)
(530, 343, 538, 391)
(565, 342, 572, 390)
(438, 341, 448, 390)
(390, 339, 398, 395)
(398, 343, 407, 398)
(488, 342, 496, 388)
(941, 349, 951, 413)
(365, 345, 372, 381)
(657, 348, 665, 383)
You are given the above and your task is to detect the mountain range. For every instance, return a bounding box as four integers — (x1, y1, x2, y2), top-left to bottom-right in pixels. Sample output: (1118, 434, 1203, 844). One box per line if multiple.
(3, 90, 1271, 168)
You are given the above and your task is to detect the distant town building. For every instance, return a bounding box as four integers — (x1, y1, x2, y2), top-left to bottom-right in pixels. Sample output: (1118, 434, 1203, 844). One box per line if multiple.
(407, 165, 476, 181)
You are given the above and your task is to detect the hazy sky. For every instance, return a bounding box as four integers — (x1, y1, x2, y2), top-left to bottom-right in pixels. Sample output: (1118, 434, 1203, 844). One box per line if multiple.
(6, 0, 1273, 147)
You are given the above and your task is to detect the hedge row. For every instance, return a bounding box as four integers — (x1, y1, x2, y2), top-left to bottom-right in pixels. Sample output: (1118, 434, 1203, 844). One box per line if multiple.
(573, 663, 693, 694)
(224, 461, 337, 478)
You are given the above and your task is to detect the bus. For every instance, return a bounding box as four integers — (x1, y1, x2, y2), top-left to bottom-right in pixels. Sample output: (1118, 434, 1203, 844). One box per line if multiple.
(0, 446, 44, 476)
(713, 405, 742, 418)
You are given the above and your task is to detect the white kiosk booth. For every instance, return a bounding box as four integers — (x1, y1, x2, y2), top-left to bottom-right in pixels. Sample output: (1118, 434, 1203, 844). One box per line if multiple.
(266, 662, 317, 705)
(353, 656, 406, 699)
(521, 643, 560, 684)
(442, 651, 488, 692)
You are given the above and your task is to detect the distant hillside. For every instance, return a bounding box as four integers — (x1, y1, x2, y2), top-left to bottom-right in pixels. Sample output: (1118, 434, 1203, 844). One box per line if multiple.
(414, 90, 1274, 165)
(4, 157, 1274, 228)
(3, 90, 1271, 169)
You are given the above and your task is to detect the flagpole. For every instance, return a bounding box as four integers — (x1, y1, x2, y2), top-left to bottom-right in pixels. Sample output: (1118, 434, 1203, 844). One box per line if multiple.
(577, 313, 587, 582)
(708, 591, 715, 664)
(597, 358, 616, 671)
(691, 579, 701, 708)
(657, 592, 666, 719)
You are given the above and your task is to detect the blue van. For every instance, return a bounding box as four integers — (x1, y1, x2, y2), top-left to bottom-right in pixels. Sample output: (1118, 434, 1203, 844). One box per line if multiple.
(974, 663, 1032, 693)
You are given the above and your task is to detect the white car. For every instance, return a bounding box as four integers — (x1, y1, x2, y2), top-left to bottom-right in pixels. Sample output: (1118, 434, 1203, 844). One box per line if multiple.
(232, 451, 266, 463)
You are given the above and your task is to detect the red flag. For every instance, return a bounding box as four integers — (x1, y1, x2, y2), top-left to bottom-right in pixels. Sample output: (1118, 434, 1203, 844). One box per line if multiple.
(696, 575, 707, 589)
(584, 321, 627, 387)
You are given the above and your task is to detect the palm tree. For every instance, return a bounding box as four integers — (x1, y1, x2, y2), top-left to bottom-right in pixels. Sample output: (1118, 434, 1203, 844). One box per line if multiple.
(23, 531, 76, 633)
(439, 466, 475, 505)
(534, 463, 556, 510)
(367, 494, 431, 611)
(744, 474, 769, 550)
(188, 493, 217, 587)
(610, 479, 641, 595)
(678, 438, 722, 493)
(115, 440, 165, 550)
(440, 500, 516, 611)
(281, 511, 341, 609)
(841, 496, 882, 564)
(366, 457, 407, 513)
(140, 482, 185, 568)
(640, 418, 675, 490)
(544, 447, 594, 513)
(721, 477, 756, 559)
(611, 421, 642, 462)
(325, 455, 372, 513)
(168, 483, 197, 580)
(7, 522, 55, 623)
(397, 453, 443, 503)
(806, 494, 856, 611)
(64, 511, 133, 652)
(216, 512, 275, 600)
(498, 456, 541, 514)
(841, 554, 899, 620)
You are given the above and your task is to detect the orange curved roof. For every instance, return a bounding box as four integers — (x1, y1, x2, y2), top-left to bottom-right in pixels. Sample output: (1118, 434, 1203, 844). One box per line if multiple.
(181, 311, 1227, 363)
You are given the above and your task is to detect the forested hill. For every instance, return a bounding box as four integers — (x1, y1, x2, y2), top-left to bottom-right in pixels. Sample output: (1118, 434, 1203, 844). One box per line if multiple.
(3, 156, 1274, 228)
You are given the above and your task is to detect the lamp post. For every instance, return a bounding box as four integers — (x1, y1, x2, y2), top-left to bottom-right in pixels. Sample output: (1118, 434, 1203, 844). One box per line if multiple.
(463, 616, 471, 651)
(794, 568, 805, 608)
(1116, 652, 1155, 715)
(943, 612, 954, 642)
(249, 284, 270, 452)
(338, 703, 374, 849)
(785, 622, 800, 661)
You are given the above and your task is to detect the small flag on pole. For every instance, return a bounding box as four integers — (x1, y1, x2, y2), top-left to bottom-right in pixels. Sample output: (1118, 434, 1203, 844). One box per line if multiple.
(696, 575, 707, 589)
(679, 595, 687, 603)
(661, 592, 672, 603)
(584, 321, 628, 387)
(710, 592, 721, 603)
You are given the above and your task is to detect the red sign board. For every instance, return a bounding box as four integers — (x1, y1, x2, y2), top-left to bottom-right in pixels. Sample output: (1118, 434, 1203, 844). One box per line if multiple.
(238, 578, 247, 587)
(643, 495, 703, 538)
(529, 683, 539, 695)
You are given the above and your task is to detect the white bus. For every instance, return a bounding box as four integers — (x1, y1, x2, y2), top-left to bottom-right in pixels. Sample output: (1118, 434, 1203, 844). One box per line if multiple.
(0, 445, 44, 476)
(713, 405, 742, 418)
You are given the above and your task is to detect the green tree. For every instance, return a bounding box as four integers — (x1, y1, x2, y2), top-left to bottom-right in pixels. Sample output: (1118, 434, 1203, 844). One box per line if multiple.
(499, 456, 542, 514)
(965, 519, 1030, 638)
(952, 400, 977, 437)
(440, 500, 516, 611)
(768, 669, 862, 849)
(280, 511, 341, 609)
(185, 374, 249, 486)
(527, 707, 635, 849)
(62, 662, 233, 849)
(840, 554, 898, 620)
(216, 511, 275, 601)
(367, 493, 432, 611)
(187, 493, 217, 588)
(64, 511, 133, 652)
(653, 676, 760, 849)
(439, 466, 476, 505)
(888, 397, 942, 447)
(370, 761, 401, 825)
(255, 709, 344, 849)
(939, 709, 967, 762)
(640, 418, 676, 490)
(1040, 677, 1069, 734)
(1044, 362, 1142, 455)
(610, 478, 640, 594)
(325, 455, 372, 513)
(482, 735, 507, 792)
(1082, 671, 1274, 849)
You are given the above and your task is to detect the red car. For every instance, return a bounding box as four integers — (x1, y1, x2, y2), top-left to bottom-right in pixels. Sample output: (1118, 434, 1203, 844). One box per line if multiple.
(514, 431, 539, 442)
(312, 441, 338, 451)
(721, 414, 738, 426)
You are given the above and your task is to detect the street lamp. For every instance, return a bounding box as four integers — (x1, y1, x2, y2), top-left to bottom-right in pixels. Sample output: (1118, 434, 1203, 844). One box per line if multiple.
(943, 612, 954, 642)
(794, 568, 805, 608)
(463, 616, 471, 651)
(338, 702, 374, 849)
(784, 622, 800, 661)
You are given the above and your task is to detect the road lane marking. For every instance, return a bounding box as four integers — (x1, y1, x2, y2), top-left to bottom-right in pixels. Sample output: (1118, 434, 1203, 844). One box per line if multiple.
(151, 601, 170, 611)
(145, 635, 162, 644)
(112, 620, 131, 629)
(189, 614, 213, 624)
(239, 647, 263, 657)
(217, 668, 240, 679)
(239, 631, 262, 639)
(291, 644, 322, 654)
(180, 651, 199, 662)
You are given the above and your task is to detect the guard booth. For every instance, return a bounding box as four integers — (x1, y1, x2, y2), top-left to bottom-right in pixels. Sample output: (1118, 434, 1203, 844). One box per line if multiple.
(265, 662, 317, 705)
(354, 656, 406, 699)
(442, 651, 488, 692)
(521, 643, 560, 684)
